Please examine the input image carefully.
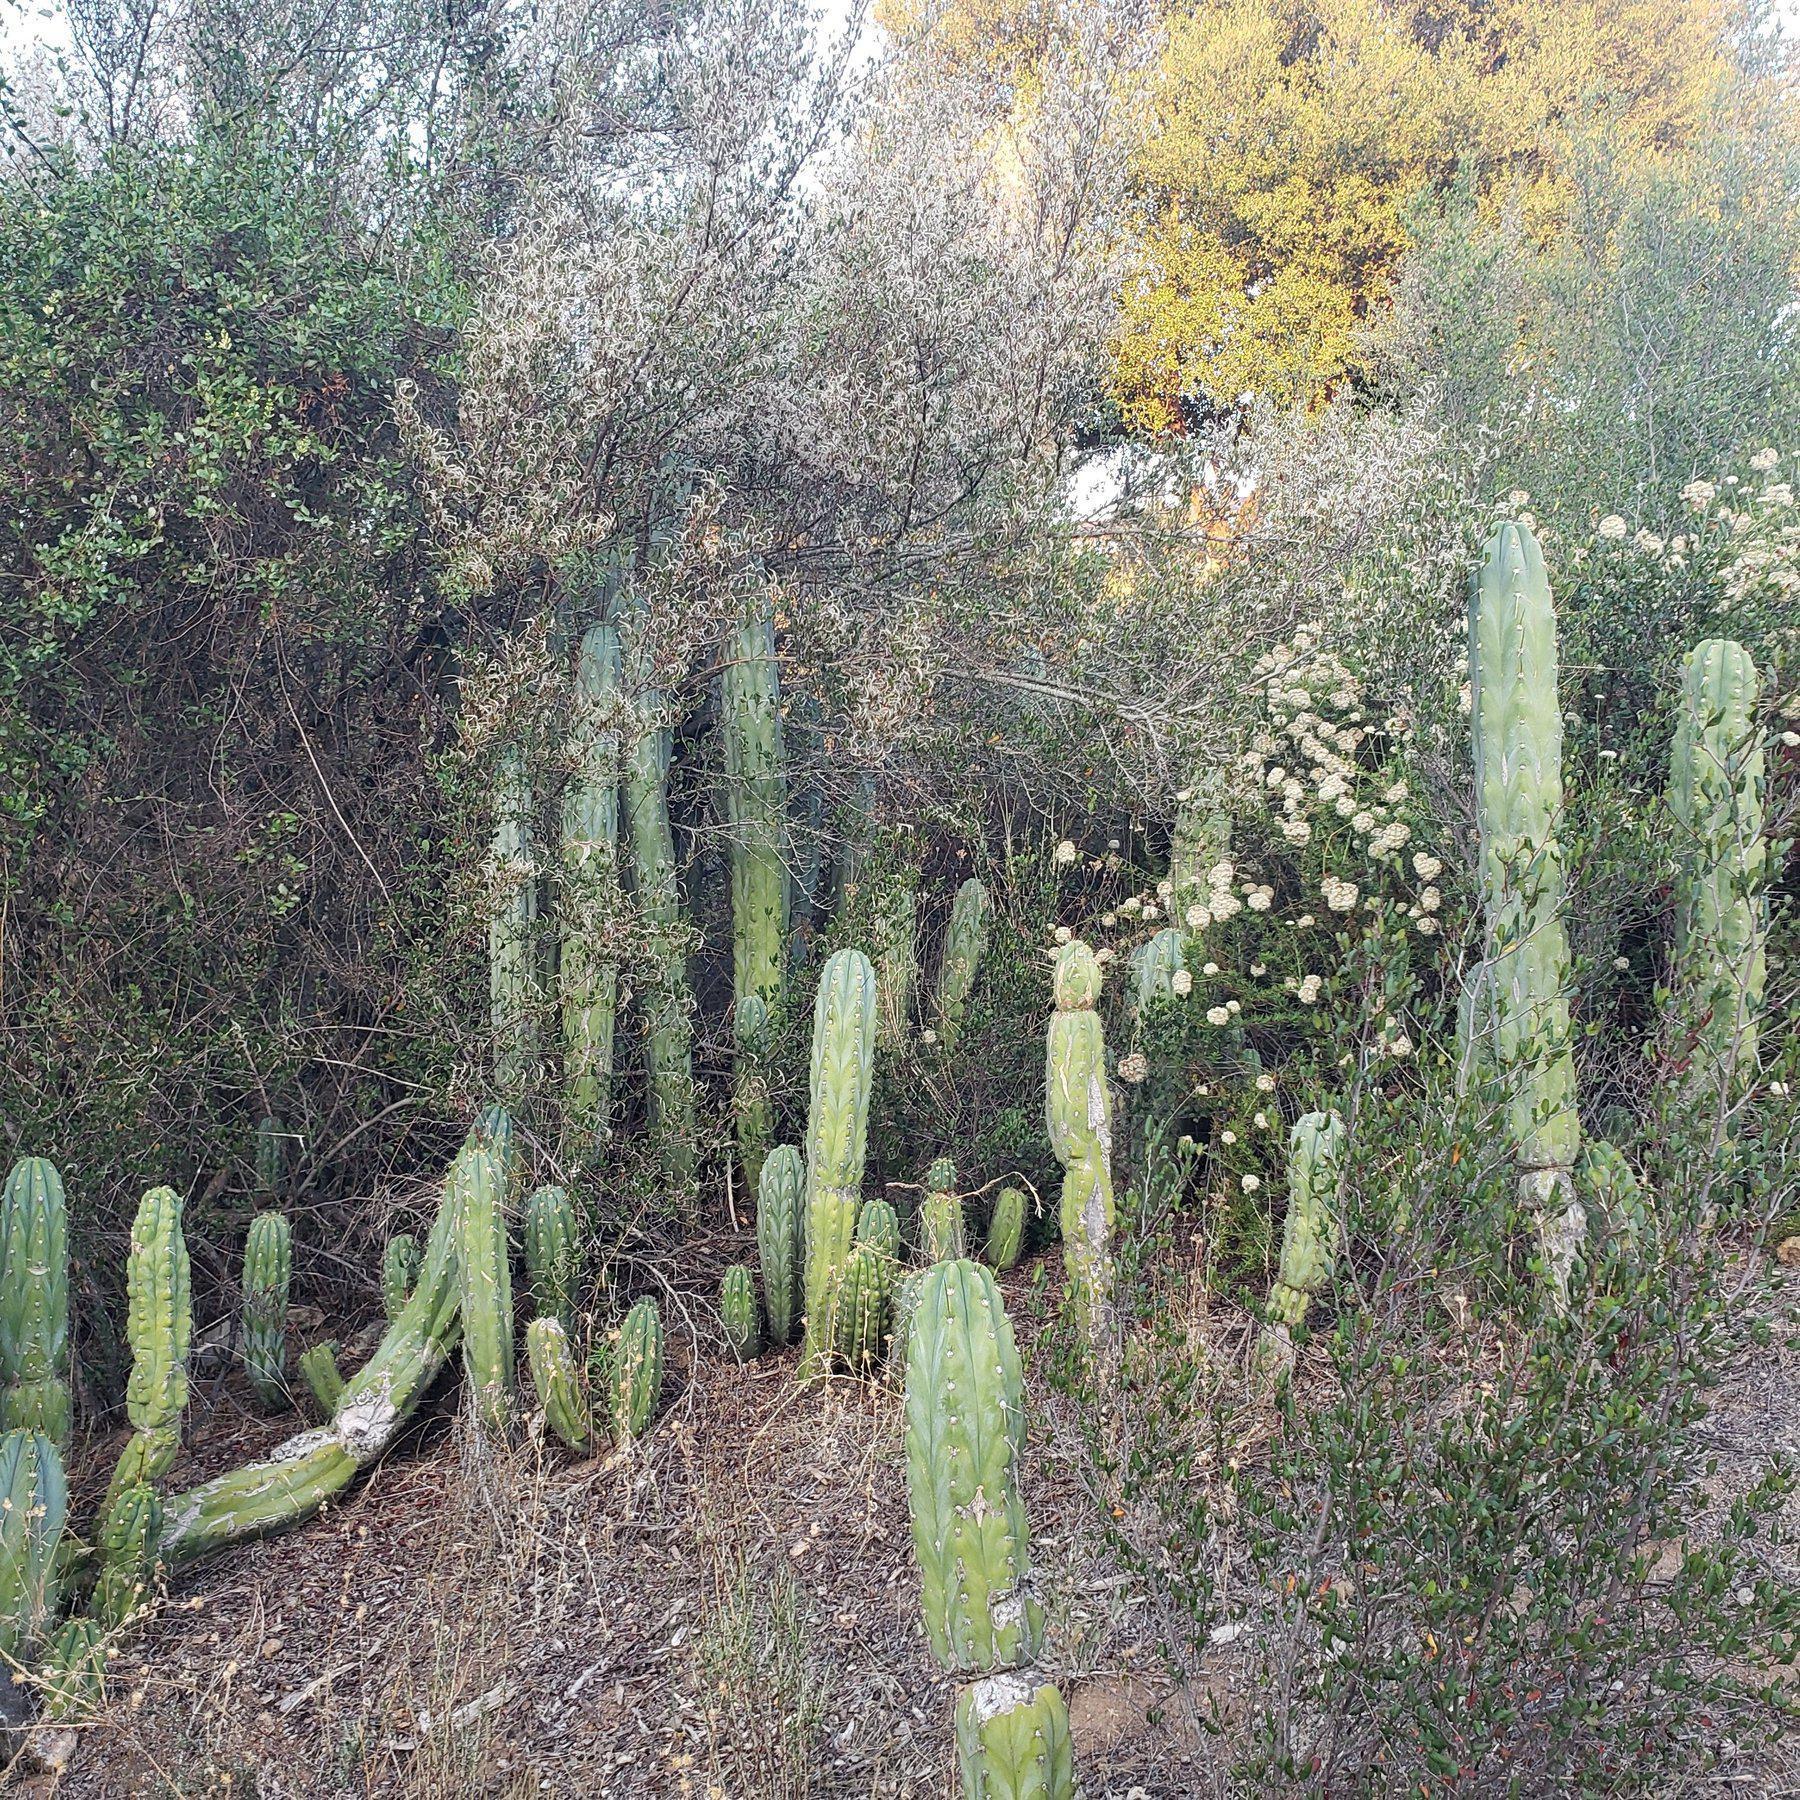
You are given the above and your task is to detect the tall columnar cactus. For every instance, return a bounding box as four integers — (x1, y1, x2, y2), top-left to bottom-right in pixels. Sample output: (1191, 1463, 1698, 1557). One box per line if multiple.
(1668, 638, 1766, 1093)
(722, 590, 790, 1017)
(0, 1155, 71, 1445)
(609, 1298, 664, 1442)
(524, 1185, 582, 1334)
(721, 1264, 762, 1362)
(937, 877, 992, 1050)
(856, 1198, 901, 1262)
(733, 993, 775, 1197)
(834, 1244, 895, 1368)
(299, 1342, 345, 1416)
(255, 1115, 287, 1198)
(1045, 942, 1114, 1343)
(986, 1187, 1027, 1272)
(107, 1185, 192, 1510)
(624, 678, 697, 1195)
(94, 1481, 164, 1629)
(456, 1143, 515, 1436)
(562, 621, 625, 1146)
(954, 1673, 1080, 1800)
(1469, 520, 1584, 1297)
(1265, 1112, 1347, 1329)
(489, 744, 541, 1097)
(526, 1317, 594, 1452)
(0, 1428, 67, 1664)
(903, 1260, 1041, 1674)
(156, 1122, 481, 1567)
(241, 1210, 291, 1412)
(801, 948, 877, 1376)
(922, 1158, 966, 1264)
(757, 1144, 806, 1346)
(383, 1232, 421, 1321)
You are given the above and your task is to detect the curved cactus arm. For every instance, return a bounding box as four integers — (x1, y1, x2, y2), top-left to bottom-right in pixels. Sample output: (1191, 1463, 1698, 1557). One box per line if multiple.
(1045, 944, 1114, 1345)
(457, 1145, 516, 1436)
(524, 1185, 582, 1334)
(954, 1672, 1080, 1800)
(107, 1185, 192, 1511)
(382, 1232, 422, 1321)
(0, 1428, 68, 1663)
(526, 1317, 596, 1451)
(721, 1265, 762, 1362)
(722, 589, 790, 1015)
(1265, 1112, 1347, 1329)
(0, 1156, 71, 1446)
(489, 745, 541, 1098)
(936, 877, 992, 1050)
(801, 949, 877, 1376)
(757, 1144, 806, 1346)
(241, 1211, 292, 1413)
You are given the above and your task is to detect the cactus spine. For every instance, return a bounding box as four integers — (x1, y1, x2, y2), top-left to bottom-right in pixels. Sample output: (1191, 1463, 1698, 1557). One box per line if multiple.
(299, 1342, 345, 1416)
(609, 1298, 664, 1441)
(524, 1185, 582, 1334)
(757, 1143, 806, 1346)
(489, 744, 540, 1096)
(0, 1428, 66, 1664)
(986, 1187, 1027, 1271)
(526, 1316, 594, 1451)
(1668, 639, 1765, 1092)
(107, 1185, 192, 1510)
(954, 1674, 1080, 1800)
(241, 1210, 291, 1412)
(721, 1264, 762, 1361)
(94, 1481, 164, 1628)
(733, 993, 775, 1197)
(383, 1232, 421, 1321)
(1045, 942, 1114, 1344)
(456, 1143, 515, 1435)
(922, 1159, 967, 1264)
(856, 1198, 901, 1262)
(1265, 1112, 1346, 1329)
(801, 948, 878, 1375)
(563, 622, 624, 1145)
(937, 877, 992, 1049)
(1469, 520, 1583, 1298)
(0, 1156, 71, 1445)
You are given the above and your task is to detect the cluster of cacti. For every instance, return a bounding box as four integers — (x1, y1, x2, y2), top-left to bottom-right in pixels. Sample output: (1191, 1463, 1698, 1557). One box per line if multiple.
(0, 1156, 71, 1445)
(299, 1341, 345, 1415)
(562, 621, 624, 1147)
(107, 1185, 192, 1511)
(490, 744, 541, 1097)
(0, 1428, 67, 1665)
(1264, 1112, 1346, 1332)
(1045, 941, 1114, 1347)
(936, 877, 992, 1050)
(241, 1210, 291, 1412)
(1668, 638, 1766, 1094)
(757, 1143, 805, 1345)
(922, 1157, 967, 1263)
(1468, 521, 1585, 1300)
(525, 1184, 582, 1333)
(526, 1316, 595, 1451)
(609, 1298, 665, 1441)
(457, 1141, 516, 1436)
(383, 1232, 421, 1321)
(801, 948, 877, 1375)
(721, 1264, 761, 1360)
(986, 1187, 1027, 1272)
(904, 1262, 1076, 1798)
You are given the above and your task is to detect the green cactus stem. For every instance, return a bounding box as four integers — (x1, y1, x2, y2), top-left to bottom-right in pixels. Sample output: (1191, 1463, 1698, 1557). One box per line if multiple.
(1470, 520, 1584, 1299)
(41, 1615, 106, 1722)
(94, 1481, 163, 1629)
(954, 1672, 1080, 1800)
(526, 1317, 595, 1452)
(834, 1243, 895, 1368)
(922, 1159, 967, 1264)
(721, 1265, 762, 1362)
(382, 1233, 421, 1322)
(107, 1185, 192, 1511)
(1575, 1139, 1648, 1256)
(1668, 638, 1766, 1093)
(757, 1144, 806, 1346)
(986, 1188, 1027, 1272)
(524, 1185, 582, 1334)
(856, 1199, 901, 1262)
(299, 1342, 345, 1417)
(801, 949, 878, 1376)
(889, 1269, 926, 1373)
(0, 1428, 67, 1664)
(874, 873, 920, 1052)
(937, 877, 992, 1050)
(734, 993, 775, 1199)
(254, 1115, 287, 1198)
(0, 1156, 71, 1446)
(489, 744, 541, 1097)
(609, 1298, 664, 1442)
(155, 1122, 480, 1568)
(563, 621, 625, 1147)
(241, 1211, 291, 1412)
(1265, 1112, 1347, 1329)
(1045, 942, 1115, 1345)
(903, 1260, 1041, 1674)
(1130, 927, 1186, 1016)
(457, 1143, 516, 1436)
(472, 1103, 520, 1198)
(722, 589, 790, 1021)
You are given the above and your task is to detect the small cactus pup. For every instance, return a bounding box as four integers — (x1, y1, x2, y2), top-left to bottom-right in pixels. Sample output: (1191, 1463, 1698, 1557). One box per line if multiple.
(801, 948, 877, 1377)
(1469, 520, 1584, 1301)
(834, 1243, 895, 1369)
(922, 1157, 967, 1263)
(456, 1142, 516, 1437)
(382, 1232, 422, 1321)
(524, 1184, 583, 1333)
(1667, 638, 1766, 1095)
(609, 1298, 664, 1442)
(904, 1261, 1042, 1674)
(94, 1481, 164, 1629)
(0, 1429, 67, 1666)
(106, 1184, 192, 1511)
(489, 743, 541, 1098)
(936, 876, 993, 1051)
(254, 1114, 288, 1198)
(562, 620, 624, 1148)
(721, 1264, 762, 1362)
(526, 1317, 595, 1452)
(986, 1187, 1027, 1272)
(0, 1155, 71, 1445)
(855, 1198, 901, 1262)
(954, 1671, 1080, 1800)
(299, 1341, 345, 1417)
(1045, 941, 1115, 1347)
(241, 1210, 292, 1412)
(757, 1143, 806, 1346)
(40, 1615, 107, 1723)
(733, 993, 776, 1198)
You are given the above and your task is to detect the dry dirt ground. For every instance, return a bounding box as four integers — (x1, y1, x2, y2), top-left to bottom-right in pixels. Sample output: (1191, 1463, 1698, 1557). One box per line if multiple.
(6, 1248, 1797, 1800)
